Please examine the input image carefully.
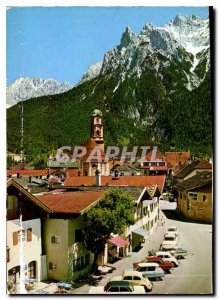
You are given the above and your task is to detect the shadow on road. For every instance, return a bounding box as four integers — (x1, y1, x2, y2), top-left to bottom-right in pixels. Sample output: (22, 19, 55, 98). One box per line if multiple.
(162, 209, 211, 225)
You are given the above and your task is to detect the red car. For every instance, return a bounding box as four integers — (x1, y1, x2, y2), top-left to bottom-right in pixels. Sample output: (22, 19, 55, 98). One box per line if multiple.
(133, 256, 174, 272)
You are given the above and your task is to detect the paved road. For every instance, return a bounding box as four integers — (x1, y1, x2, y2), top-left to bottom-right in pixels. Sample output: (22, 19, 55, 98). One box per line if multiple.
(72, 201, 213, 295)
(151, 203, 213, 294)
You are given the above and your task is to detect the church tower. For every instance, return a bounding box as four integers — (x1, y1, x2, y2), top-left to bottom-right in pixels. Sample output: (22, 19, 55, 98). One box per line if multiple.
(91, 109, 104, 152)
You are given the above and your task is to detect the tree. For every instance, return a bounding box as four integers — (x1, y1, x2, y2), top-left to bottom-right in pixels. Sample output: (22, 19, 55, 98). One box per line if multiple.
(83, 188, 135, 271)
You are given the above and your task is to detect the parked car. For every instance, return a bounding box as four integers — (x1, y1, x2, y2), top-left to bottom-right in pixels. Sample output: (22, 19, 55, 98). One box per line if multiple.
(155, 251, 179, 267)
(89, 281, 145, 294)
(162, 233, 178, 248)
(57, 281, 72, 290)
(110, 270, 153, 292)
(167, 226, 178, 236)
(170, 248, 188, 259)
(145, 256, 174, 272)
(133, 256, 174, 273)
(135, 262, 165, 280)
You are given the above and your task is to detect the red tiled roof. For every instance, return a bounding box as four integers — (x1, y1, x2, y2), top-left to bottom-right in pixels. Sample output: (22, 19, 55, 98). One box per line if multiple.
(195, 160, 212, 169)
(66, 169, 83, 176)
(36, 191, 106, 214)
(7, 170, 47, 177)
(145, 150, 165, 161)
(64, 175, 166, 193)
(165, 152, 191, 168)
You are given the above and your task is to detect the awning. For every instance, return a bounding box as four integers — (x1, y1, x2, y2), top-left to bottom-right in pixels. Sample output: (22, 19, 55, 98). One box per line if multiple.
(143, 200, 153, 207)
(132, 227, 149, 238)
(108, 235, 129, 247)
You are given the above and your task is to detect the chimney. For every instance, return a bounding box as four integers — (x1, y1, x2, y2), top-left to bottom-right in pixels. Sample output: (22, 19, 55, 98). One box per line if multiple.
(17, 173, 20, 178)
(29, 176, 32, 183)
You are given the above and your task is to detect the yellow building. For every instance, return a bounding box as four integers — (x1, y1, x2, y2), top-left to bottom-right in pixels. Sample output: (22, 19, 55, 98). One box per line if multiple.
(36, 190, 106, 281)
(176, 172, 212, 223)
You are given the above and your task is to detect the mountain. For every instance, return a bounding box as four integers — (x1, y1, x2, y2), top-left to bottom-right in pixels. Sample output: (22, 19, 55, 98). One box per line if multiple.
(7, 14, 212, 159)
(78, 14, 210, 90)
(6, 77, 73, 108)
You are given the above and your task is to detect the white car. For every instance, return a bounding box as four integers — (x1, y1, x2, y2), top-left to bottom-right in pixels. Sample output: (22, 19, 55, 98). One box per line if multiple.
(162, 233, 177, 248)
(155, 251, 179, 267)
(167, 226, 178, 236)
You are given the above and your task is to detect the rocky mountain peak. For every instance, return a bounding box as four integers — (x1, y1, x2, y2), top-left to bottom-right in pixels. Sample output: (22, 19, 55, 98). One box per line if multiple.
(120, 26, 137, 47)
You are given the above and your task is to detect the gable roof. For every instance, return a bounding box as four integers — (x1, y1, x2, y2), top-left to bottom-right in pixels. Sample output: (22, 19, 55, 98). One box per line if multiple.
(174, 160, 200, 179)
(36, 190, 106, 214)
(175, 171, 212, 191)
(195, 160, 212, 170)
(7, 179, 52, 213)
(64, 175, 166, 193)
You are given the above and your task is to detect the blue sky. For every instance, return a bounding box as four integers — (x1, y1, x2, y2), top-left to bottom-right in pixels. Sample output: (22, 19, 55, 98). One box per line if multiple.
(6, 6, 209, 85)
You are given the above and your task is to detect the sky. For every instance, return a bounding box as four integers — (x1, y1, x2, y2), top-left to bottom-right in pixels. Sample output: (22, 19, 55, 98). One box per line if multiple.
(7, 6, 209, 86)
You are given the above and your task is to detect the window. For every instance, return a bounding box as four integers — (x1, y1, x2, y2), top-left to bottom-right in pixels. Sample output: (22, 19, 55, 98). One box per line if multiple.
(51, 236, 61, 244)
(124, 276, 132, 280)
(75, 229, 83, 243)
(13, 232, 18, 246)
(7, 195, 18, 210)
(49, 262, 57, 271)
(27, 228, 32, 242)
(108, 287, 119, 292)
(189, 193, 198, 200)
(120, 287, 130, 292)
(203, 195, 207, 202)
(133, 276, 141, 281)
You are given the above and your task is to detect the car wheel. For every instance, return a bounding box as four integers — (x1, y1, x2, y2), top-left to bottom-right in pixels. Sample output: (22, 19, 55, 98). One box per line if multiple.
(144, 286, 152, 292)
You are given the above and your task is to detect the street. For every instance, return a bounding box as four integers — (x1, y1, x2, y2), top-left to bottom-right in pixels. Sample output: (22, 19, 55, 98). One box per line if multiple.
(152, 202, 212, 294)
(72, 201, 213, 295)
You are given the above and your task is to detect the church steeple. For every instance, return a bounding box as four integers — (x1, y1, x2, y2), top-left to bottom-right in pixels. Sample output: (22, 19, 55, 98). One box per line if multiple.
(91, 109, 104, 152)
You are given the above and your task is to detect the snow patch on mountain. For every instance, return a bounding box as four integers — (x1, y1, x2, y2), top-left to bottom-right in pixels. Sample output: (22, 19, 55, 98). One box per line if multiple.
(7, 77, 73, 108)
(78, 14, 210, 91)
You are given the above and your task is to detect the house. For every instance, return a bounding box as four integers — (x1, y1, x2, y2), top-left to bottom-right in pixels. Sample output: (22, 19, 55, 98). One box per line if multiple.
(173, 160, 201, 184)
(110, 163, 141, 176)
(175, 172, 212, 223)
(7, 179, 51, 289)
(78, 184, 161, 265)
(174, 160, 212, 184)
(35, 190, 106, 281)
(138, 151, 168, 176)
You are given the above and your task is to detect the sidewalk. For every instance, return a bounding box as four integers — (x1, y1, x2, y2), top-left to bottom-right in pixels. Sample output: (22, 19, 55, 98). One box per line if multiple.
(71, 212, 168, 294)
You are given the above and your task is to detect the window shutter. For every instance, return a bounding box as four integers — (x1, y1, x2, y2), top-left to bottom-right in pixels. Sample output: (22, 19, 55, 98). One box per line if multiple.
(27, 228, 32, 242)
(13, 232, 18, 246)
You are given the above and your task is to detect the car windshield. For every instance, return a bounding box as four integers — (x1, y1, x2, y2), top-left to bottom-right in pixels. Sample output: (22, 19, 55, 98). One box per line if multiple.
(168, 228, 176, 231)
